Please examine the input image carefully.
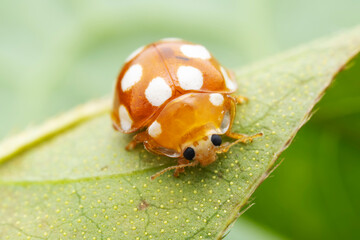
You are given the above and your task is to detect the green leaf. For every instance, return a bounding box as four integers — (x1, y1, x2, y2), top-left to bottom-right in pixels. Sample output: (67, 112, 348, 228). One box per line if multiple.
(243, 53, 360, 239)
(1, 27, 359, 240)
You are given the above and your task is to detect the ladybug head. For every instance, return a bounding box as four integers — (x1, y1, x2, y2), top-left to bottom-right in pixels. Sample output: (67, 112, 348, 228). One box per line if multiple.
(150, 133, 225, 180)
(182, 134, 223, 166)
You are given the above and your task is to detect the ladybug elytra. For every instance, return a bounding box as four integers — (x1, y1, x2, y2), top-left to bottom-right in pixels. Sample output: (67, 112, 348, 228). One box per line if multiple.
(111, 38, 262, 180)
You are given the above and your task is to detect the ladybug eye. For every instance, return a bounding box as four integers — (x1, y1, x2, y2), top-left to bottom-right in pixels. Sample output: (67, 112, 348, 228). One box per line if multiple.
(183, 147, 195, 160)
(211, 134, 222, 146)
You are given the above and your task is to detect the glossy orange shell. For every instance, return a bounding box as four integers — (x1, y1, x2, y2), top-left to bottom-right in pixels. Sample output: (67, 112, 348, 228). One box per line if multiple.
(112, 39, 237, 133)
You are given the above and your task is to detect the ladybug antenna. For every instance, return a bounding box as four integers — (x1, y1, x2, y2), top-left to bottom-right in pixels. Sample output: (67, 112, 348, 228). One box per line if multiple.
(151, 161, 199, 180)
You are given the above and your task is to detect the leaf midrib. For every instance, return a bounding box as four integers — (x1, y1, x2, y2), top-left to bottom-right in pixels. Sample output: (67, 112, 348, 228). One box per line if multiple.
(0, 164, 171, 186)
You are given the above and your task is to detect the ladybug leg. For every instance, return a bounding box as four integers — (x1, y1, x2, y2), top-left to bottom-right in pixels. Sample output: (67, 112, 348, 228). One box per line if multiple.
(217, 132, 263, 154)
(173, 158, 189, 177)
(226, 132, 263, 142)
(125, 131, 148, 150)
(125, 139, 138, 150)
(233, 95, 248, 105)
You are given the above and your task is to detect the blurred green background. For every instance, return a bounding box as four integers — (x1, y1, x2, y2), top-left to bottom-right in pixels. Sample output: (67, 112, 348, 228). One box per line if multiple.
(0, 0, 359, 239)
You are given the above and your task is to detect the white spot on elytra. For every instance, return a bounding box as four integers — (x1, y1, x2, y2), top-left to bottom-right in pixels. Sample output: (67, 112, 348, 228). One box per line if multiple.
(209, 93, 224, 106)
(220, 66, 237, 91)
(177, 66, 203, 90)
(121, 64, 143, 92)
(119, 105, 133, 131)
(125, 46, 145, 62)
(145, 77, 172, 106)
(148, 121, 162, 138)
(180, 44, 211, 60)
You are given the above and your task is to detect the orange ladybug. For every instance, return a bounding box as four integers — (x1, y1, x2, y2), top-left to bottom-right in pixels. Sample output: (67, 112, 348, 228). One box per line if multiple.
(111, 38, 262, 180)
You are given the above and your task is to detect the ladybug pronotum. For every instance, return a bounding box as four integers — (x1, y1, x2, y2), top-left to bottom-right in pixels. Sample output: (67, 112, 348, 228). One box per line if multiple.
(111, 38, 262, 180)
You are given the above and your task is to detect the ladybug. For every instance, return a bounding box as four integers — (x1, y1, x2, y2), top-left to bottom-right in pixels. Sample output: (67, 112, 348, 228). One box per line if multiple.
(111, 38, 262, 180)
